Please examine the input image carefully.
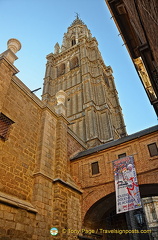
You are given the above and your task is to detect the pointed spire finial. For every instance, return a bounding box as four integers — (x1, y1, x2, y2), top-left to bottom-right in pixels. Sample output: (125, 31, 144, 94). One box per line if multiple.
(75, 12, 79, 19)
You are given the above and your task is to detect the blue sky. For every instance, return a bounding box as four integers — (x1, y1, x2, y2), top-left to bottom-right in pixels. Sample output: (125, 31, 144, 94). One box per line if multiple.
(1, 0, 157, 134)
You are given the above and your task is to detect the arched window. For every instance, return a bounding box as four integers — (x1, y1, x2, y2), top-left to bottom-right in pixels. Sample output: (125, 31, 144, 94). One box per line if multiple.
(70, 57, 79, 70)
(72, 38, 76, 46)
(57, 63, 65, 77)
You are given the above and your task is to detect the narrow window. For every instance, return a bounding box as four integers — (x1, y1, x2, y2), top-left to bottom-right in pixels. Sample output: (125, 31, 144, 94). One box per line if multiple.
(148, 143, 158, 157)
(118, 153, 126, 159)
(72, 39, 76, 46)
(91, 162, 99, 175)
(0, 113, 14, 141)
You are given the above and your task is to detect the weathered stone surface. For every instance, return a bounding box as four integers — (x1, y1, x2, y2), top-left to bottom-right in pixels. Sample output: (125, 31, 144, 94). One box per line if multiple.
(42, 17, 127, 148)
(0, 41, 83, 239)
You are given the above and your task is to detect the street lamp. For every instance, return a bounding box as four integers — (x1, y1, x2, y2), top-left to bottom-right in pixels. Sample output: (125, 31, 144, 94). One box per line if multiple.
(134, 210, 144, 226)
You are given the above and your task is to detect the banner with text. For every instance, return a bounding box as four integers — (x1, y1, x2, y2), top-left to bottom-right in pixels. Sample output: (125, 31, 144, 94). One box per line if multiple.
(113, 155, 142, 214)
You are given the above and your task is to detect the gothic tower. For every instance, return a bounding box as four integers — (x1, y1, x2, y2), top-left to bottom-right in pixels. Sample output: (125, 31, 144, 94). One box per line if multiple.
(42, 15, 127, 147)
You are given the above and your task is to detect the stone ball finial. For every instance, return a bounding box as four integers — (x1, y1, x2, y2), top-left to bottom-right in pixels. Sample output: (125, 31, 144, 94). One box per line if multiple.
(7, 38, 22, 54)
(55, 90, 67, 105)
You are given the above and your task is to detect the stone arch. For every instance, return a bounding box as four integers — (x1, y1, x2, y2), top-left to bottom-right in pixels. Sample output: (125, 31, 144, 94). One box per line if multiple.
(82, 171, 158, 222)
(82, 191, 132, 240)
(82, 183, 114, 221)
(83, 191, 115, 229)
(70, 56, 79, 70)
(57, 63, 65, 77)
(82, 184, 158, 240)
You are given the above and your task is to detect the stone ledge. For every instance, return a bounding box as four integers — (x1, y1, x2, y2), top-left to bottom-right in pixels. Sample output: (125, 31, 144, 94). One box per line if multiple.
(68, 128, 87, 149)
(12, 75, 44, 107)
(33, 172, 53, 181)
(0, 55, 19, 74)
(0, 191, 37, 213)
(53, 178, 82, 194)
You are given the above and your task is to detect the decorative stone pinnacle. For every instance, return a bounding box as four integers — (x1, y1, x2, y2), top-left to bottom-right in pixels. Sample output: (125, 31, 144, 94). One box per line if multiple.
(54, 90, 67, 116)
(7, 38, 21, 54)
(54, 42, 60, 54)
(56, 90, 67, 105)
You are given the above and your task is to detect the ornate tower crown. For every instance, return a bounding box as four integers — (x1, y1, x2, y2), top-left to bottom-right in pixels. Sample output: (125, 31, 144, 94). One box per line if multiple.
(70, 13, 85, 26)
(61, 15, 92, 52)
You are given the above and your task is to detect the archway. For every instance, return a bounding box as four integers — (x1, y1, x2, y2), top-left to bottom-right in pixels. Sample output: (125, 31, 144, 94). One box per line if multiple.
(83, 192, 129, 240)
(81, 184, 158, 240)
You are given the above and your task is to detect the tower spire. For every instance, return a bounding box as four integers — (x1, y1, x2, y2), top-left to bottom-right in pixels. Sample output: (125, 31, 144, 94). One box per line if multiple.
(70, 13, 85, 26)
(42, 18, 127, 147)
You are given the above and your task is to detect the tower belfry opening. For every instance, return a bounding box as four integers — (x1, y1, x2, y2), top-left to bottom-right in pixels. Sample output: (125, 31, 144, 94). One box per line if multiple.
(42, 16, 127, 148)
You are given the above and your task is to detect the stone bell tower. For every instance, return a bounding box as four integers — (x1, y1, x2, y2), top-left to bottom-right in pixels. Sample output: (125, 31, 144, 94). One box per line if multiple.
(42, 15, 126, 147)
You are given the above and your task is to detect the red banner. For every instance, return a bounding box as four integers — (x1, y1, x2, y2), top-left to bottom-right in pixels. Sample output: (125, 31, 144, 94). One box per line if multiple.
(113, 156, 142, 214)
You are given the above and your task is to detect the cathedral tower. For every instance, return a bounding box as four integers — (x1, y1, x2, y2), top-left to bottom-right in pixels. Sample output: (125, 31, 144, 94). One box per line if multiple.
(42, 15, 126, 147)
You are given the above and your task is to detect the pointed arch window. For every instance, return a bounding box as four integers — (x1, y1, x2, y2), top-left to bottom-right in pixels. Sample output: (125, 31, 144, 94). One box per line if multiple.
(70, 57, 79, 70)
(57, 63, 65, 77)
(72, 38, 76, 46)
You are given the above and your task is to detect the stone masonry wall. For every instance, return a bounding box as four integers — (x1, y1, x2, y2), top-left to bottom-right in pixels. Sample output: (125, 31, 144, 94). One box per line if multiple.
(0, 58, 18, 111)
(67, 131, 85, 159)
(0, 202, 36, 240)
(0, 55, 83, 239)
(0, 77, 41, 201)
(52, 182, 82, 240)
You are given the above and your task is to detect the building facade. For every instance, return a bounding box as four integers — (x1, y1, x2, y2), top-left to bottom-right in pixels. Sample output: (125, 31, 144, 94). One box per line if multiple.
(0, 18, 158, 240)
(0, 38, 85, 240)
(105, 0, 158, 116)
(71, 125, 158, 240)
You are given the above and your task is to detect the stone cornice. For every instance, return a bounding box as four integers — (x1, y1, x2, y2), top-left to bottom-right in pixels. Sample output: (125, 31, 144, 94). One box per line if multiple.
(33, 172, 53, 181)
(33, 173, 83, 194)
(68, 128, 87, 149)
(57, 114, 69, 124)
(12, 76, 60, 120)
(53, 178, 82, 194)
(46, 45, 80, 62)
(0, 191, 37, 213)
(46, 37, 97, 63)
(12, 75, 44, 107)
(0, 55, 19, 74)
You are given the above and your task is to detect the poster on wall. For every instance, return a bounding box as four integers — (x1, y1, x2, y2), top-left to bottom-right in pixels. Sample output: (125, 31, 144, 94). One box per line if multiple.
(113, 155, 142, 214)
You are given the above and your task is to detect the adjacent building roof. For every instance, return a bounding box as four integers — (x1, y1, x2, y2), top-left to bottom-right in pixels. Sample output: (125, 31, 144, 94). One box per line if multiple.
(105, 0, 158, 116)
(71, 125, 158, 160)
